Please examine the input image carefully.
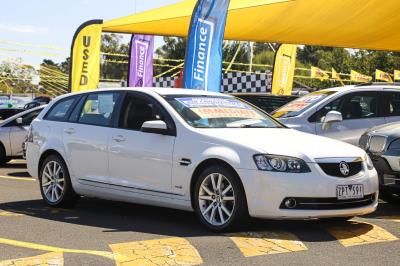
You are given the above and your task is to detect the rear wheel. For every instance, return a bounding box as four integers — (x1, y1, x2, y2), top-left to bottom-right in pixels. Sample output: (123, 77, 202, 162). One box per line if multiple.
(39, 154, 79, 207)
(194, 165, 248, 232)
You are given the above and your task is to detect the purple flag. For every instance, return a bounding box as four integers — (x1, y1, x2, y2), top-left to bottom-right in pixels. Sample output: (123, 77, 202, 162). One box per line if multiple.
(128, 35, 154, 87)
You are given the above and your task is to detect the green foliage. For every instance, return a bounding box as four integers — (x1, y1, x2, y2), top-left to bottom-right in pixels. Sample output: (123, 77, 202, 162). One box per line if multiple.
(101, 33, 130, 80)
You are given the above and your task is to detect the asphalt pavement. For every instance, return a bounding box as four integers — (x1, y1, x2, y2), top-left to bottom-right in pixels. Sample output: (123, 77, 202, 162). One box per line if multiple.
(0, 160, 399, 266)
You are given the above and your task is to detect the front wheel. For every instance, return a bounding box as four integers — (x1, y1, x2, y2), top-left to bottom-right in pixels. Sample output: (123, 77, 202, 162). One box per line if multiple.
(39, 154, 79, 208)
(194, 165, 248, 232)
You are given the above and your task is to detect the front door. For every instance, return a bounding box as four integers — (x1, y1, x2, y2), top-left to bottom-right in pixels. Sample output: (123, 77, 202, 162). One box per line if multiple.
(108, 92, 176, 194)
(315, 91, 385, 145)
(9, 109, 42, 156)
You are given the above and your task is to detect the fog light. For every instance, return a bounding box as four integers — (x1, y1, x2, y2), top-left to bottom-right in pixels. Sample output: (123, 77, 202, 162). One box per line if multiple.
(284, 198, 297, 209)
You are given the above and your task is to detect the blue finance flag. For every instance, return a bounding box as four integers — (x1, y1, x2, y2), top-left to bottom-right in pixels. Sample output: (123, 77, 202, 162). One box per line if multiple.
(183, 0, 230, 92)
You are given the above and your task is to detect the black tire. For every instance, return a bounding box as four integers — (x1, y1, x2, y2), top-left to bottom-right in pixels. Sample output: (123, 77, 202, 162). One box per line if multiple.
(194, 165, 249, 232)
(0, 145, 8, 166)
(39, 154, 79, 208)
(323, 216, 354, 222)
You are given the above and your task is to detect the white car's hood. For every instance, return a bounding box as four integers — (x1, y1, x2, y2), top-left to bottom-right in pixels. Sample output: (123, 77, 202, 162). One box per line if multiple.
(197, 128, 365, 162)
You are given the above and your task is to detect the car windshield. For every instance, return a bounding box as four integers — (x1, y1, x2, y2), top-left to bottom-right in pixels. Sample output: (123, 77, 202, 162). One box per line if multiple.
(164, 95, 283, 129)
(272, 90, 337, 118)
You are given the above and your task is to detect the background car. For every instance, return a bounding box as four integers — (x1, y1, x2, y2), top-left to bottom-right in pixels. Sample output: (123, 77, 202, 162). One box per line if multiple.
(359, 122, 400, 202)
(232, 93, 298, 114)
(0, 108, 24, 121)
(272, 83, 400, 145)
(0, 105, 45, 164)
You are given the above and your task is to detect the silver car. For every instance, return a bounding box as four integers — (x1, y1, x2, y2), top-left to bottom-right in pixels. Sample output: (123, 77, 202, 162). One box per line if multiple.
(272, 83, 400, 145)
(0, 106, 45, 164)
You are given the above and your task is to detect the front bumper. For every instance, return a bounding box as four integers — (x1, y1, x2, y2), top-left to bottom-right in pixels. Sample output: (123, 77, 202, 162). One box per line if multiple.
(237, 163, 379, 219)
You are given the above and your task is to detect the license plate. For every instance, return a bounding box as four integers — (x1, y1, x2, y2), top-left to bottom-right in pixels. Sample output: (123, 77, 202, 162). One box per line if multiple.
(336, 184, 364, 200)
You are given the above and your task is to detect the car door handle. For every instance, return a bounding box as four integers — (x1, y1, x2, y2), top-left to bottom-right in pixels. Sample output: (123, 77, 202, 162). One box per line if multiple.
(64, 128, 76, 135)
(112, 135, 126, 142)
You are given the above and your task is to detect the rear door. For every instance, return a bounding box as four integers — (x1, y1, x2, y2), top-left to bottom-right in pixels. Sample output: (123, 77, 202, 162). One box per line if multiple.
(315, 91, 385, 145)
(62, 92, 122, 183)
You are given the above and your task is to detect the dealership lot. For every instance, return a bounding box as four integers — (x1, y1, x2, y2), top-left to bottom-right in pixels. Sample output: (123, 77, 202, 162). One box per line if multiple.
(0, 160, 399, 266)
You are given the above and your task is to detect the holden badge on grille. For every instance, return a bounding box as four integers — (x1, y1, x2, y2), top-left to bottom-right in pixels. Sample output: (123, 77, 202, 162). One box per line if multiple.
(339, 161, 350, 176)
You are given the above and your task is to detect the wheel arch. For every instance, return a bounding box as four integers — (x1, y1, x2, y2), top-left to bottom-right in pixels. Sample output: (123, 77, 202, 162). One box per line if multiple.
(38, 149, 66, 177)
(189, 158, 248, 210)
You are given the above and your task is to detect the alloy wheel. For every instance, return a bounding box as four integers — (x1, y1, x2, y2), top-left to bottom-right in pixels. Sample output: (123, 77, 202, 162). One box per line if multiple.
(198, 173, 235, 226)
(41, 161, 65, 203)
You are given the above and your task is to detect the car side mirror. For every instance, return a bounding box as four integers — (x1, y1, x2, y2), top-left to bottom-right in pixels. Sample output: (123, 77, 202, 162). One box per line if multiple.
(323, 111, 343, 124)
(141, 120, 168, 135)
(16, 117, 23, 125)
(322, 111, 342, 130)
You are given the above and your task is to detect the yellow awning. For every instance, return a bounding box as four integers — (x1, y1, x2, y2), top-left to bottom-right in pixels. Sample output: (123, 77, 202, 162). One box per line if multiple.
(103, 0, 400, 52)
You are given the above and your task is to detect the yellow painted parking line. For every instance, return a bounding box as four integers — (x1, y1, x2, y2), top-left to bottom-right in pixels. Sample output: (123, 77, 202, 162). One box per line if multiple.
(229, 231, 307, 257)
(327, 221, 398, 247)
(0, 176, 35, 182)
(0, 252, 63, 266)
(0, 211, 24, 217)
(109, 237, 203, 266)
(376, 216, 400, 223)
(0, 237, 115, 261)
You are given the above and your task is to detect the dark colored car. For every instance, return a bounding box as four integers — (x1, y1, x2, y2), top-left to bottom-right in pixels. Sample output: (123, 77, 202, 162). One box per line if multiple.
(359, 122, 400, 202)
(24, 101, 42, 110)
(0, 108, 24, 121)
(232, 93, 298, 114)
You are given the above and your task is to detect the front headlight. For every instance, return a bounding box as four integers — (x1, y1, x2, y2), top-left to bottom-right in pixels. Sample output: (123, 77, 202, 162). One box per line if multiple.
(364, 154, 374, 170)
(253, 154, 311, 173)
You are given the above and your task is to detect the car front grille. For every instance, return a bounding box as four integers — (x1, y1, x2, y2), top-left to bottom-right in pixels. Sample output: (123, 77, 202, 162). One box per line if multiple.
(318, 162, 362, 177)
(280, 194, 376, 210)
(368, 135, 387, 153)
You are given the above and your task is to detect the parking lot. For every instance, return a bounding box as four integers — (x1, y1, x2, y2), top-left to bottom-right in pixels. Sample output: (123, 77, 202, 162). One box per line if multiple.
(0, 160, 399, 266)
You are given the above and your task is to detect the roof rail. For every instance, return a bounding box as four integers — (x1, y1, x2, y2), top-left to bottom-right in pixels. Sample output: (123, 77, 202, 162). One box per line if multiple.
(355, 82, 400, 87)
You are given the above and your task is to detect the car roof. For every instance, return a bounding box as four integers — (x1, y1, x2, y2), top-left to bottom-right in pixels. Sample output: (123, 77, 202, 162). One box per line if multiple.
(315, 83, 400, 94)
(54, 87, 230, 101)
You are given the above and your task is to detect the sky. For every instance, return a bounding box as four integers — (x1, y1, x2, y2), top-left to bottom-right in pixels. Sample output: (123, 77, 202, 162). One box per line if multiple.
(0, 0, 181, 66)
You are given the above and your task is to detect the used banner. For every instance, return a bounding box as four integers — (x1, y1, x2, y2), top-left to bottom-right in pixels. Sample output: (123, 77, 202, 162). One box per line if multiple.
(395, 70, 400, 81)
(272, 44, 297, 95)
(310, 66, 329, 81)
(183, 0, 231, 92)
(128, 35, 155, 87)
(375, 69, 393, 82)
(350, 70, 372, 83)
(70, 20, 103, 92)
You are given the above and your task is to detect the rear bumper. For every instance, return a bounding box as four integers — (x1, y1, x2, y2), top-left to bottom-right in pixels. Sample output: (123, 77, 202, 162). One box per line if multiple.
(237, 164, 379, 219)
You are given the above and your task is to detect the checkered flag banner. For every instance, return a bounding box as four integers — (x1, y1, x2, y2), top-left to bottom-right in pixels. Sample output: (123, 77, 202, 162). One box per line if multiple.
(153, 72, 272, 93)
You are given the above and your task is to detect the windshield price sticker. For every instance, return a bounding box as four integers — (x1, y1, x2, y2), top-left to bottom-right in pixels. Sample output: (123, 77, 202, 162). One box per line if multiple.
(177, 97, 248, 109)
(279, 95, 326, 112)
(192, 107, 261, 119)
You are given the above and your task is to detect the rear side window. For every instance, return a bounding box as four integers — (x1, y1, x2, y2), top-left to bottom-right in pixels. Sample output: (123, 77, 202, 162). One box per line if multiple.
(78, 92, 120, 127)
(45, 97, 78, 121)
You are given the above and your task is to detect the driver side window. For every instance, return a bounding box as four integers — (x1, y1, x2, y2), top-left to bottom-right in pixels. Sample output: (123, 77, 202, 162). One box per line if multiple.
(309, 97, 343, 123)
(118, 93, 165, 131)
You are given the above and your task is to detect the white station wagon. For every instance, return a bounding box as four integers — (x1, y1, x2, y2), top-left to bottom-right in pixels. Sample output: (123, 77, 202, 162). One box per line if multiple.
(26, 88, 379, 231)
